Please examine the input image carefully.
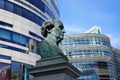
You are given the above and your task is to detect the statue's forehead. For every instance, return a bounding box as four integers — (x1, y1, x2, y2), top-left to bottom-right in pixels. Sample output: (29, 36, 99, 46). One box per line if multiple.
(54, 20, 63, 26)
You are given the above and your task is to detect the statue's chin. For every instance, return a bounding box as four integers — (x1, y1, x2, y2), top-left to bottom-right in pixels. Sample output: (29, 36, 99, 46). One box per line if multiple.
(57, 37, 63, 43)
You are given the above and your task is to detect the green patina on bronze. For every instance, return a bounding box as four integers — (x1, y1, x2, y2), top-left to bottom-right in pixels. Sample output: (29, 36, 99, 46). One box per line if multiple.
(38, 19, 66, 58)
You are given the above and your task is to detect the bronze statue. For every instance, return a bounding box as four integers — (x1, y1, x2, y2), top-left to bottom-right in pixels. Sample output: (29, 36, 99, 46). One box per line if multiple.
(38, 19, 66, 58)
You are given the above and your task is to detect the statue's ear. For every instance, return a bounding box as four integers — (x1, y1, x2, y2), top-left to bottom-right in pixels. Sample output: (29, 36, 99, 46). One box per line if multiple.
(47, 29, 51, 33)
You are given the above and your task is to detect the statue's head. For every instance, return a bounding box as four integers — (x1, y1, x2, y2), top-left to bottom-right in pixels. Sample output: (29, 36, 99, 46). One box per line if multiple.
(41, 19, 65, 44)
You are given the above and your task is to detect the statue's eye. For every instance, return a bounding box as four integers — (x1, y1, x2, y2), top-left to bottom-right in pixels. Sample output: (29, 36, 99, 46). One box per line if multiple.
(59, 25, 64, 29)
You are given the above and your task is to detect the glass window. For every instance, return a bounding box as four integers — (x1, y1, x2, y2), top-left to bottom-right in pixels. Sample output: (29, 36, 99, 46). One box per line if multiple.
(13, 33, 29, 46)
(1, 29, 12, 40)
(13, 5, 22, 16)
(0, 62, 10, 80)
(22, 8, 30, 19)
(26, 0, 45, 12)
(0, 0, 45, 26)
(11, 61, 22, 80)
(0, 21, 13, 27)
(0, 29, 1, 37)
(20, 35, 29, 46)
(0, 55, 11, 60)
(51, 0, 60, 16)
(13, 33, 20, 44)
(0, 0, 4, 9)
(4, 1, 13, 12)
(0, 28, 29, 47)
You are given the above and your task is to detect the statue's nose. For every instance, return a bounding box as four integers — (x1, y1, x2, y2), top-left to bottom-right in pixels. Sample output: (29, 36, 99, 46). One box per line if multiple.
(62, 29, 65, 33)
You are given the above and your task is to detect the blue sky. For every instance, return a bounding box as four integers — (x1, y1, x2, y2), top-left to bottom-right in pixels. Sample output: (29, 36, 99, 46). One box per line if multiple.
(58, 0, 120, 49)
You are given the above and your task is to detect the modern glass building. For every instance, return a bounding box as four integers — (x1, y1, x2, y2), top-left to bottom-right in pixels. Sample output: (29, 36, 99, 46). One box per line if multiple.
(112, 48, 120, 80)
(62, 27, 119, 80)
(0, 0, 60, 79)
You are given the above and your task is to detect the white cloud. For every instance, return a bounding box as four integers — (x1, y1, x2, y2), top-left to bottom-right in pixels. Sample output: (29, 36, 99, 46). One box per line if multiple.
(106, 33, 120, 49)
(64, 24, 87, 34)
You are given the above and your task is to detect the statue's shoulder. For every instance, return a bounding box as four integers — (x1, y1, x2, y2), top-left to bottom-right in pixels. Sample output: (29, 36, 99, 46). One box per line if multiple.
(39, 40, 50, 48)
(39, 40, 48, 45)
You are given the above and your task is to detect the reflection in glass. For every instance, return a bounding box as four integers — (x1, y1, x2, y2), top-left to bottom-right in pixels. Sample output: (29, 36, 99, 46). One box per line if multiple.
(0, 62, 10, 80)
(11, 61, 22, 80)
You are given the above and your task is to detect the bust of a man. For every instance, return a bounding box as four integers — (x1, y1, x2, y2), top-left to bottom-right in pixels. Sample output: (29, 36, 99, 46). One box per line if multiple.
(38, 19, 67, 59)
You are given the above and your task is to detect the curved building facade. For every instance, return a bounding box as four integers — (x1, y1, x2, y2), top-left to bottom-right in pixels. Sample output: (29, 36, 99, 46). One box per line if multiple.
(112, 48, 120, 80)
(0, 0, 60, 79)
(62, 33, 116, 80)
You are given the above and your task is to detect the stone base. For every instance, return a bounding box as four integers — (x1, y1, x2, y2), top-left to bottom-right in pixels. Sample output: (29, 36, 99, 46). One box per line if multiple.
(29, 56, 81, 80)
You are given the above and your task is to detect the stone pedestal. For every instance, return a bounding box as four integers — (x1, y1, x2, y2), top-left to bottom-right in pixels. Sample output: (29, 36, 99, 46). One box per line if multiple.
(29, 56, 81, 80)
